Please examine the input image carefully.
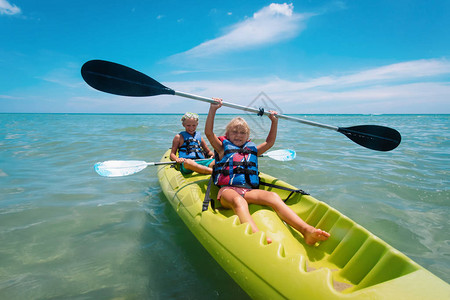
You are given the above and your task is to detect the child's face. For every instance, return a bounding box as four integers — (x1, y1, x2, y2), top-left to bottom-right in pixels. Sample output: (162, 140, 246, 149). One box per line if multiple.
(182, 118, 198, 135)
(227, 126, 249, 147)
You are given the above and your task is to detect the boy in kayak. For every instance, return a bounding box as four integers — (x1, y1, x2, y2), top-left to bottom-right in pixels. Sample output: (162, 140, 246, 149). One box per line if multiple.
(205, 99, 330, 245)
(170, 112, 215, 175)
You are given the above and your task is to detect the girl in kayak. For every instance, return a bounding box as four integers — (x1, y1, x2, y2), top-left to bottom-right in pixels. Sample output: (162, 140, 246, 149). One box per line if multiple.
(205, 99, 330, 245)
(170, 112, 215, 175)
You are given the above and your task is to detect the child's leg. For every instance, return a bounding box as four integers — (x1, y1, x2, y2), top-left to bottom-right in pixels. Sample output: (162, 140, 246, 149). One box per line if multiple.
(219, 188, 272, 244)
(245, 190, 330, 245)
(183, 159, 212, 174)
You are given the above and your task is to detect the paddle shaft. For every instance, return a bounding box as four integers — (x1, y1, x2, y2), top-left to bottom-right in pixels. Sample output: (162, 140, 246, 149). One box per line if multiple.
(144, 150, 292, 167)
(149, 158, 209, 166)
(81, 60, 401, 151)
(175, 91, 338, 131)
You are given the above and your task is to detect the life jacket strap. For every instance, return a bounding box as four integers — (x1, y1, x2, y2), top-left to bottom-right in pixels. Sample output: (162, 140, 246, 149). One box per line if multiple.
(179, 143, 202, 153)
(180, 144, 201, 151)
(223, 148, 258, 156)
(214, 161, 257, 168)
(214, 168, 258, 176)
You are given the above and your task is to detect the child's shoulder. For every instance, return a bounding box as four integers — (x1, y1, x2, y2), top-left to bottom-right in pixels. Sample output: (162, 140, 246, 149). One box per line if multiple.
(173, 132, 184, 141)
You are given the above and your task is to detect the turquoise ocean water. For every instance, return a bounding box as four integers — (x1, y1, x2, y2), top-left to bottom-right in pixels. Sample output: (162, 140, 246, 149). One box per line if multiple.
(0, 113, 449, 299)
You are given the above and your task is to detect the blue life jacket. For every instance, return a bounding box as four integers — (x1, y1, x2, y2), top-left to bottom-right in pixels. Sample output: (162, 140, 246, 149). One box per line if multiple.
(213, 137, 259, 188)
(178, 131, 205, 159)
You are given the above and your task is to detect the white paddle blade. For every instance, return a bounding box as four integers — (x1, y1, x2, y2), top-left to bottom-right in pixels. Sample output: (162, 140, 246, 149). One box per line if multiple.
(264, 149, 296, 161)
(94, 160, 148, 177)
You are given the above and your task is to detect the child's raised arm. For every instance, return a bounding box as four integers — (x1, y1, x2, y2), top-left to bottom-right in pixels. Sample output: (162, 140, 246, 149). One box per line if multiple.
(205, 98, 224, 155)
(257, 111, 278, 156)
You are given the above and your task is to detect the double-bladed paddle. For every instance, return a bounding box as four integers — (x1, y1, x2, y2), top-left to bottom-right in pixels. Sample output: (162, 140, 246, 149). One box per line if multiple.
(94, 149, 296, 177)
(81, 60, 401, 152)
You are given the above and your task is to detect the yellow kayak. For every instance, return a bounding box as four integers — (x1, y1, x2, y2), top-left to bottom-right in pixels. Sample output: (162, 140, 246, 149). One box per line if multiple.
(157, 150, 449, 299)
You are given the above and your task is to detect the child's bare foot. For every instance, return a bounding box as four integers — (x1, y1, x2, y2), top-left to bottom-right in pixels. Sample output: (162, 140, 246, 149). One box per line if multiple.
(304, 228, 330, 245)
(254, 229, 272, 244)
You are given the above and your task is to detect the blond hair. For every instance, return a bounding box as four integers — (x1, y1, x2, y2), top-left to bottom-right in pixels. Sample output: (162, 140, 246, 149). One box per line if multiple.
(181, 112, 199, 123)
(226, 117, 250, 137)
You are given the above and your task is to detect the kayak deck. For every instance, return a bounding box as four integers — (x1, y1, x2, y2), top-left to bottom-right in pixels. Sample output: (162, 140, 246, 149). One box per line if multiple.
(157, 150, 449, 299)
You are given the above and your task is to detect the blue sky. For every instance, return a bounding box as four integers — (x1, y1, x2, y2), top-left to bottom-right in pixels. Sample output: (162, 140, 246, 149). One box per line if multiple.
(1, 0, 449, 114)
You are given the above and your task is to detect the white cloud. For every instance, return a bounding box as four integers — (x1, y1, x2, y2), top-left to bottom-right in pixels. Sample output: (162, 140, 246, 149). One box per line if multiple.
(269, 59, 450, 91)
(167, 59, 450, 114)
(0, 0, 21, 15)
(0, 94, 20, 99)
(331, 59, 450, 86)
(174, 3, 312, 58)
(40, 63, 85, 88)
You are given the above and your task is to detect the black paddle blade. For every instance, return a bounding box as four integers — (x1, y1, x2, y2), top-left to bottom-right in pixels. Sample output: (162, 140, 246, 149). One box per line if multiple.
(337, 125, 401, 151)
(81, 60, 175, 97)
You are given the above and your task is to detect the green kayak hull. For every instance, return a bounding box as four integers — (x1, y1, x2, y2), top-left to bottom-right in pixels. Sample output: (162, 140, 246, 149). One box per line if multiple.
(157, 150, 449, 299)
